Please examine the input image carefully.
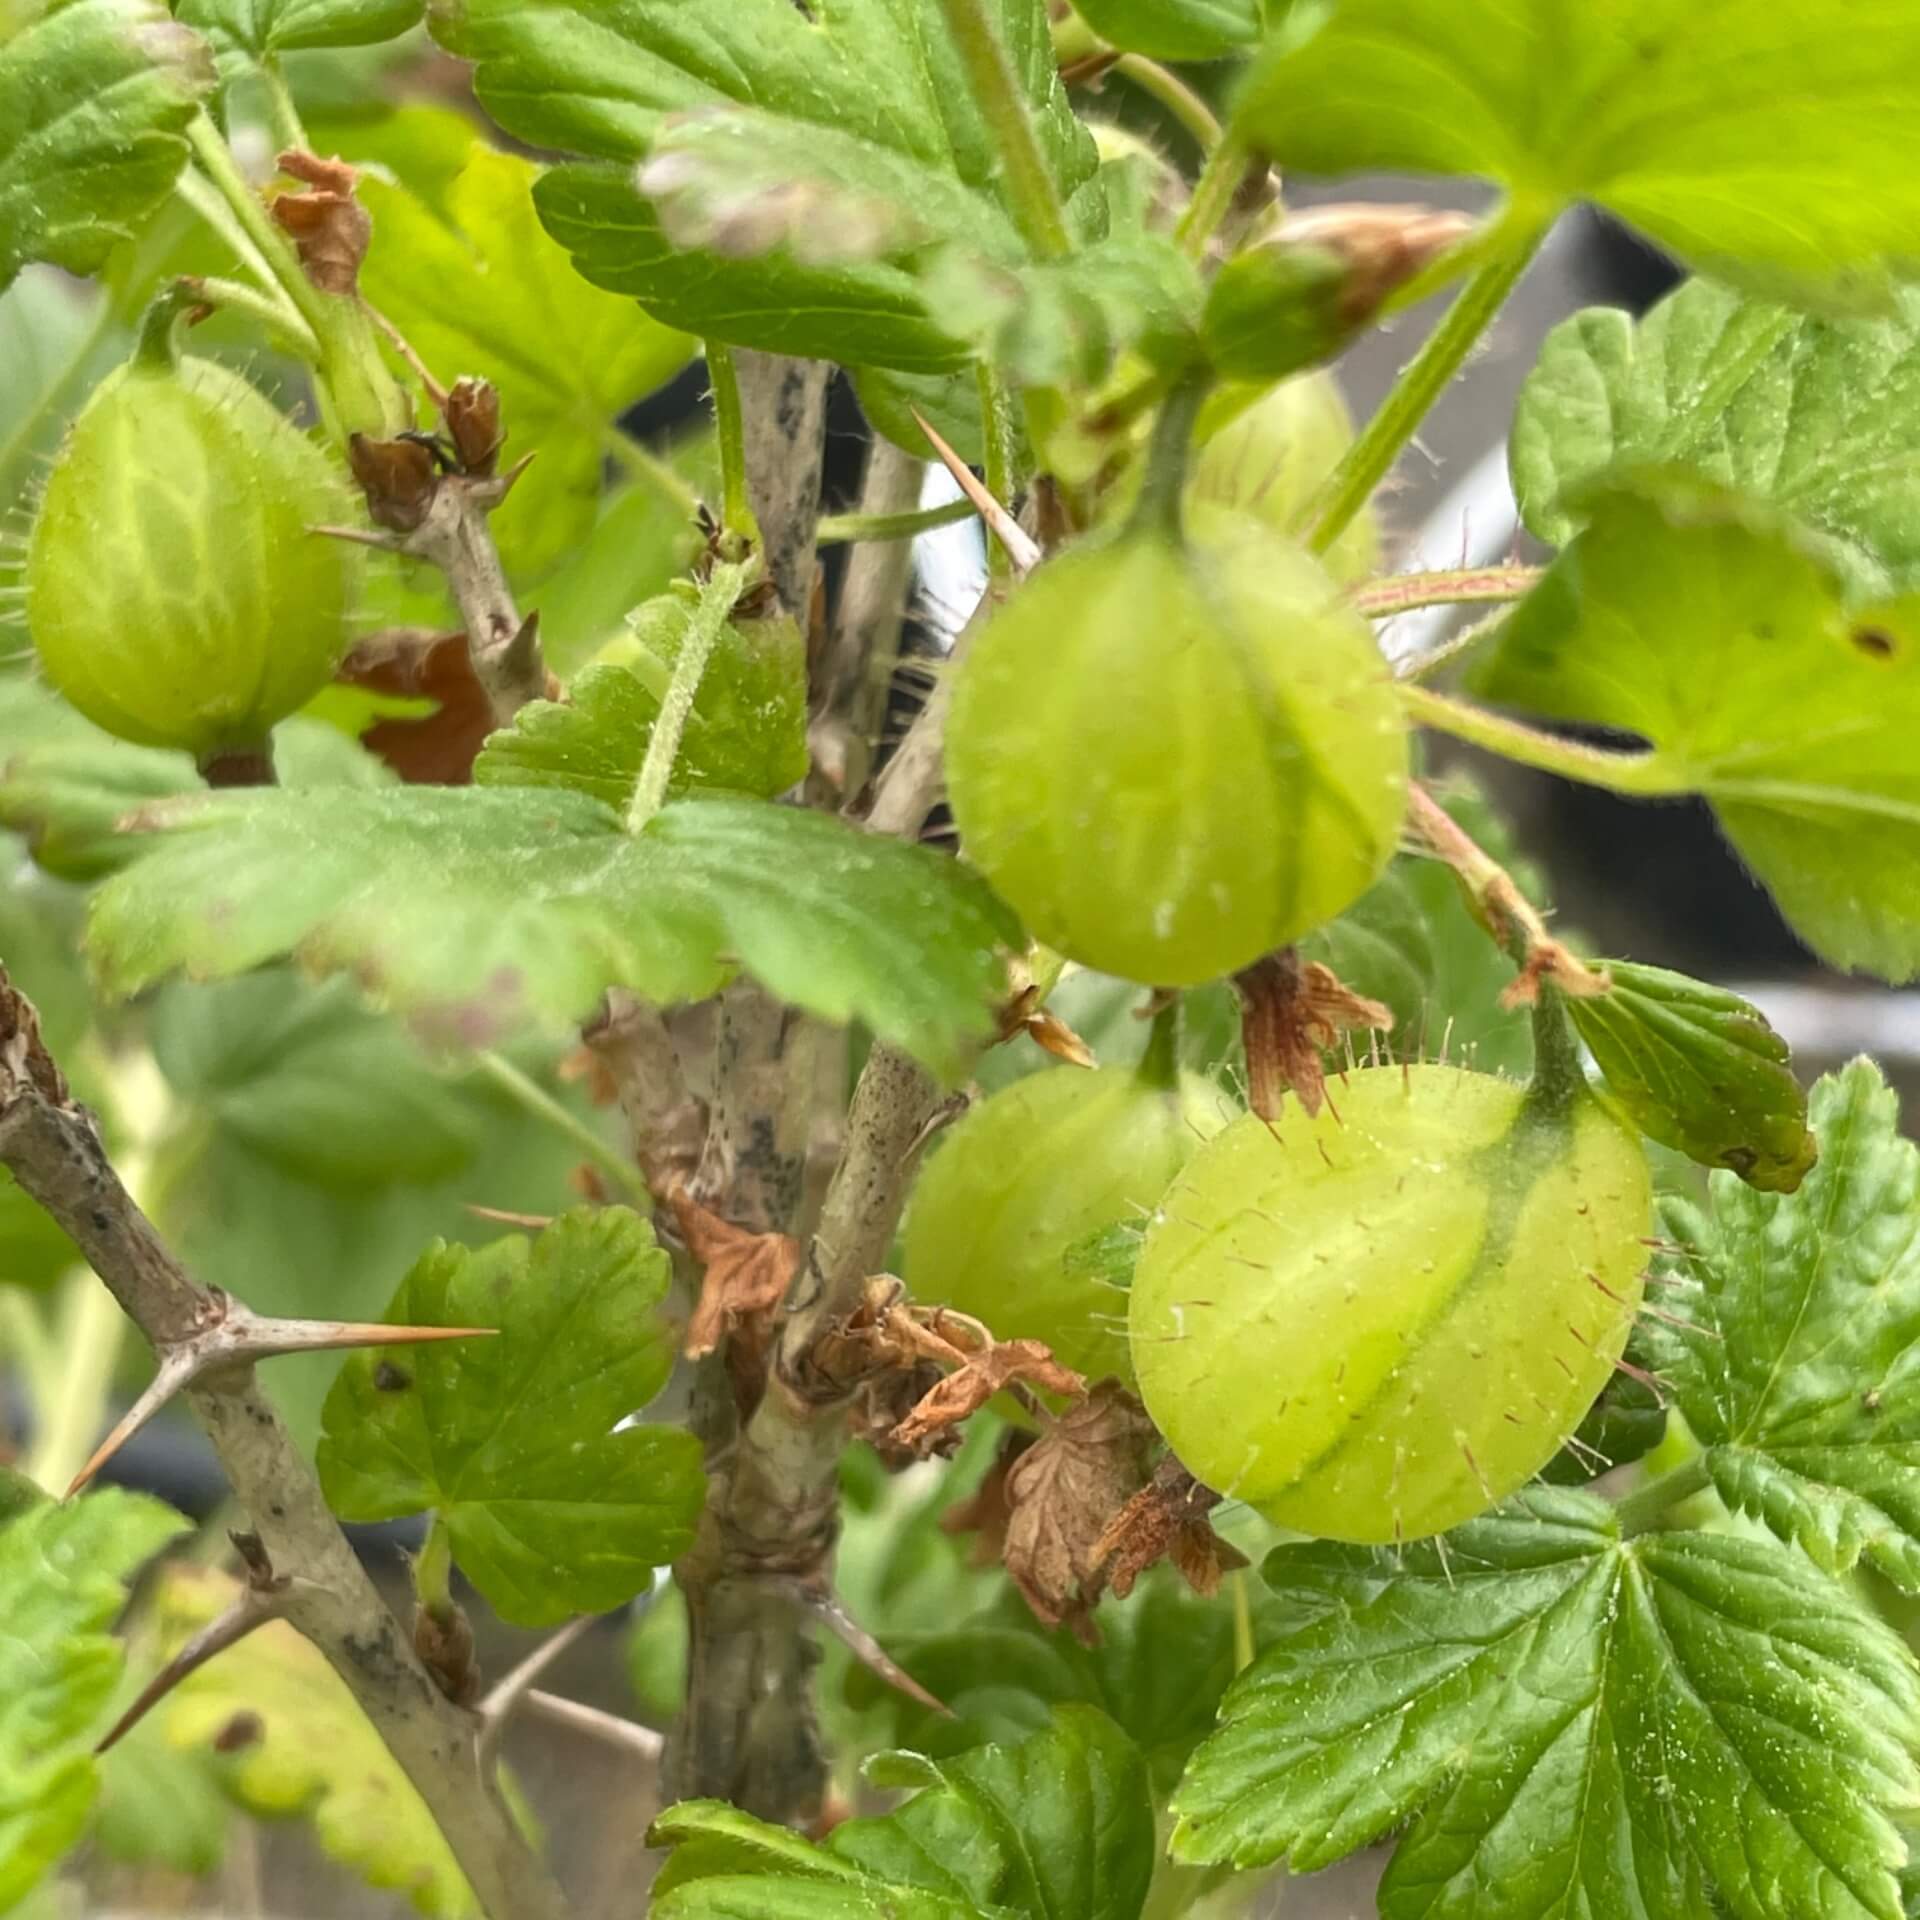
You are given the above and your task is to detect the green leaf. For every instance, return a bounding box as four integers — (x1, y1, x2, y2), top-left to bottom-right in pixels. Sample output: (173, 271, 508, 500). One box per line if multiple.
(1172, 1485, 1920, 1920)
(150, 970, 480, 1187)
(1568, 961, 1815, 1191)
(1512, 281, 1920, 593)
(1474, 485, 1920, 981)
(151, 1565, 476, 1916)
(652, 1706, 1154, 1920)
(316, 1206, 703, 1626)
(1646, 1059, 1920, 1596)
(0, 270, 120, 507)
(87, 785, 1020, 1078)
(1233, 1, 1920, 305)
(431, 0, 1102, 373)
(1298, 772, 1539, 1079)
(474, 594, 807, 807)
(354, 130, 694, 575)
(1070, 0, 1260, 61)
(0, 1490, 189, 1913)
(173, 0, 417, 83)
(922, 231, 1200, 389)
(1539, 1357, 1667, 1487)
(0, 0, 211, 293)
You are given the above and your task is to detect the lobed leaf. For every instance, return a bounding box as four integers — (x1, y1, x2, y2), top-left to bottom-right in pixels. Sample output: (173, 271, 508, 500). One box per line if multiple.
(1474, 485, 1920, 981)
(316, 1206, 702, 1625)
(651, 1706, 1154, 1920)
(1070, 0, 1261, 61)
(173, 0, 416, 82)
(1234, 0, 1920, 306)
(1512, 281, 1920, 593)
(86, 784, 1020, 1079)
(1647, 1060, 1920, 1596)
(1173, 1485, 1920, 1920)
(0, 0, 211, 292)
(428, 0, 1105, 374)
(0, 1490, 189, 1912)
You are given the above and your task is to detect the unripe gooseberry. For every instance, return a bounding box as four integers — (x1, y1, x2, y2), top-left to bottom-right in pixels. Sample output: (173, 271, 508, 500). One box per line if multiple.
(904, 1051, 1235, 1384)
(26, 347, 361, 763)
(945, 512, 1407, 987)
(1129, 1063, 1651, 1543)
(1188, 372, 1379, 584)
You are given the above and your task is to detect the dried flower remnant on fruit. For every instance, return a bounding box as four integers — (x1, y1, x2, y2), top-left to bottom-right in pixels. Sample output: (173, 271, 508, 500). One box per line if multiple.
(1235, 949, 1392, 1119)
(445, 377, 503, 477)
(1001, 1382, 1156, 1643)
(1092, 1456, 1246, 1599)
(272, 150, 370, 294)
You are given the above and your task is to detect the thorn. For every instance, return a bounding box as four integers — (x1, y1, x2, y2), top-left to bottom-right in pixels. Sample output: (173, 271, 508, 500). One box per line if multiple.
(910, 409, 1041, 578)
(68, 1295, 495, 1494)
(770, 1576, 954, 1720)
(519, 1689, 664, 1763)
(479, 1612, 600, 1777)
(1612, 1355, 1670, 1405)
(465, 1204, 555, 1229)
(308, 521, 404, 550)
(96, 1543, 297, 1755)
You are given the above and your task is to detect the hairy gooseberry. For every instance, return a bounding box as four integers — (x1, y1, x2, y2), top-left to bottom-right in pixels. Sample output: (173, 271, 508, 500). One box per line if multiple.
(27, 341, 361, 765)
(1129, 1063, 1651, 1542)
(945, 511, 1407, 987)
(905, 1041, 1234, 1384)
(1188, 372, 1378, 584)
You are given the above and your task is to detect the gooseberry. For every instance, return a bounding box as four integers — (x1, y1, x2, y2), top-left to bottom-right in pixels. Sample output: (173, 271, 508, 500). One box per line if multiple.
(1129, 1063, 1651, 1543)
(905, 1051, 1234, 1384)
(27, 345, 361, 765)
(944, 513, 1407, 987)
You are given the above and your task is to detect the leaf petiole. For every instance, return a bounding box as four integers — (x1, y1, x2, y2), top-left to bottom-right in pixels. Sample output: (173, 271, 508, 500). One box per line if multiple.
(1613, 1455, 1713, 1537)
(1398, 683, 1689, 797)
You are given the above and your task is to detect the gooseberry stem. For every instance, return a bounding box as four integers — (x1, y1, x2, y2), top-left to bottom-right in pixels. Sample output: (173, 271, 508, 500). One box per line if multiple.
(1175, 130, 1258, 260)
(474, 1052, 655, 1205)
(1113, 53, 1222, 153)
(1353, 565, 1540, 622)
(936, 0, 1073, 260)
(816, 498, 978, 546)
(978, 364, 1018, 586)
(1136, 997, 1182, 1090)
(1615, 1456, 1712, 1537)
(627, 559, 753, 835)
(1305, 211, 1547, 556)
(706, 343, 760, 548)
(259, 59, 308, 152)
(1131, 374, 1209, 539)
(414, 1511, 455, 1618)
(1398, 684, 1688, 797)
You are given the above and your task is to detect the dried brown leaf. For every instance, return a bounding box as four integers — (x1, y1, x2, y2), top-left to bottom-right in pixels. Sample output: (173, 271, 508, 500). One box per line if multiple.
(670, 1184, 799, 1361)
(891, 1339, 1085, 1451)
(1001, 1382, 1154, 1643)
(1091, 1457, 1247, 1602)
(940, 1426, 1035, 1568)
(336, 627, 494, 785)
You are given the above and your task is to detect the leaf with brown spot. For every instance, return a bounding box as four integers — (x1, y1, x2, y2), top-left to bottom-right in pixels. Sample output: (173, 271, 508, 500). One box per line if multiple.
(670, 1184, 798, 1361)
(891, 1339, 1085, 1452)
(272, 150, 371, 294)
(1092, 1457, 1247, 1602)
(1001, 1382, 1154, 1643)
(1235, 949, 1391, 1119)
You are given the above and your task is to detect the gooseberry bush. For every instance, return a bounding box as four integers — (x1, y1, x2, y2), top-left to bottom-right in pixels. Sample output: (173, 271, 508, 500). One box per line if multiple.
(9, 0, 1920, 1915)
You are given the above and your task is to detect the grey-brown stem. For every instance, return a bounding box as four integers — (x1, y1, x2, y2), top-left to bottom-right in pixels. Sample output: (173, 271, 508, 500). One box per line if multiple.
(733, 351, 829, 621)
(0, 973, 567, 1920)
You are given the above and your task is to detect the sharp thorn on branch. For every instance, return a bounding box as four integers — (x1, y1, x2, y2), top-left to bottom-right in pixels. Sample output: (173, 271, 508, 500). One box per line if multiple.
(768, 1575, 954, 1720)
(910, 409, 1041, 578)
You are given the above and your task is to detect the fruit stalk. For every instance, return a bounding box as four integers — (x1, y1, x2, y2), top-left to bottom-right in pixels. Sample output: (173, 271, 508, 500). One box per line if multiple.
(0, 971, 567, 1920)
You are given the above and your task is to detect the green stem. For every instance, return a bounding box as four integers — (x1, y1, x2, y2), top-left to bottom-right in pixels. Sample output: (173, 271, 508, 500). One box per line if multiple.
(1174, 131, 1254, 261)
(1397, 684, 1688, 797)
(1615, 1456, 1713, 1537)
(475, 1052, 654, 1205)
(0, 1293, 60, 1452)
(1306, 213, 1547, 556)
(174, 166, 289, 301)
(414, 1511, 455, 1618)
(182, 274, 323, 359)
(1113, 53, 1222, 152)
(1136, 997, 1181, 1091)
(1352, 565, 1540, 622)
(1129, 375, 1207, 539)
(258, 58, 308, 153)
(705, 343, 759, 546)
(1230, 1569, 1255, 1674)
(978, 363, 1018, 586)
(626, 558, 750, 833)
(601, 424, 702, 518)
(936, 0, 1072, 259)
(26, 1270, 127, 1494)
(185, 113, 330, 340)
(816, 497, 978, 546)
